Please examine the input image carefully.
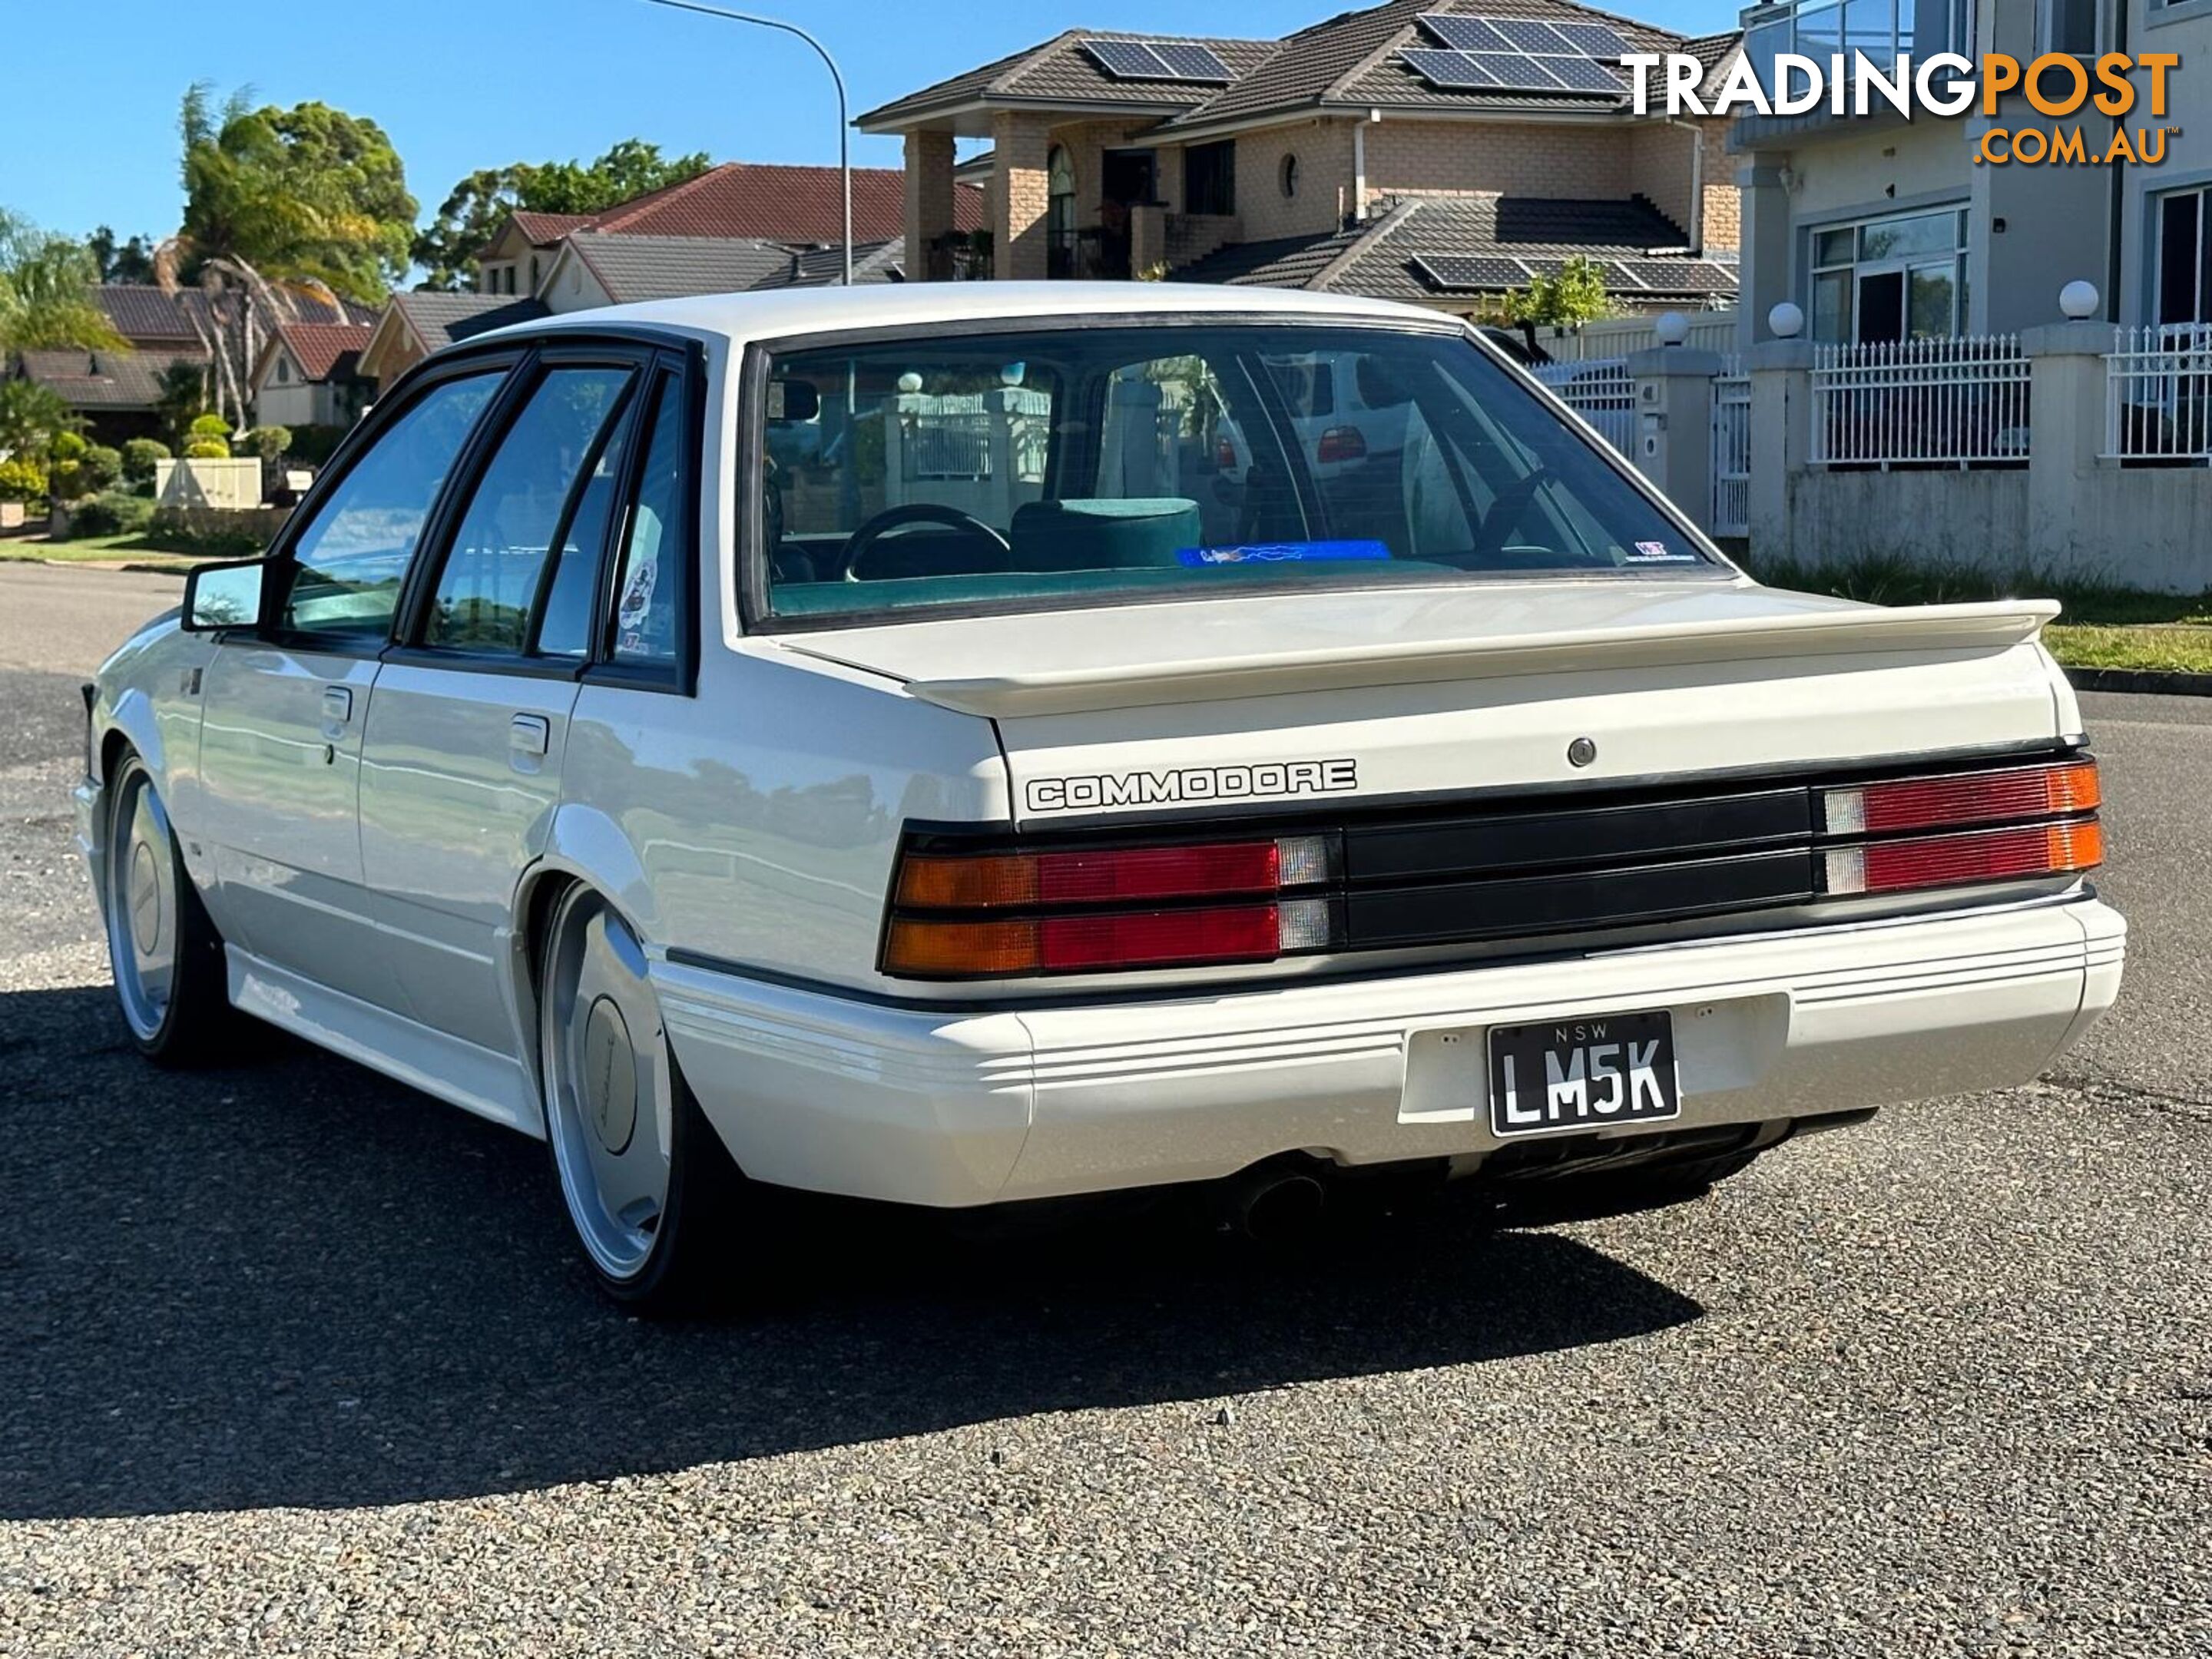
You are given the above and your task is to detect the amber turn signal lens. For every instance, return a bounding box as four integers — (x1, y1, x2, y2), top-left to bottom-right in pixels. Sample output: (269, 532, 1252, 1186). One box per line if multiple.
(2046, 817, 2104, 873)
(881, 916, 1040, 977)
(894, 853, 1039, 910)
(2045, 761, 2101, 815)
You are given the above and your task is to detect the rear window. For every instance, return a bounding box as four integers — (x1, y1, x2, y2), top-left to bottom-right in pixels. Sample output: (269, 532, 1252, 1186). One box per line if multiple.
(757, 323, 1714, 623)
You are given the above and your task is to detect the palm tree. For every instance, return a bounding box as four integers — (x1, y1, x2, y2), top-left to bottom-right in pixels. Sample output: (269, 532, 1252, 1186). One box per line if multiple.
(0, 212, 124, 355)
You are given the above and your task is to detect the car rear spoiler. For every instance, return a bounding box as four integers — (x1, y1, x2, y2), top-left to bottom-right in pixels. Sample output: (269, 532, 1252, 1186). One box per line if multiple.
(898, 601, 2061, 720)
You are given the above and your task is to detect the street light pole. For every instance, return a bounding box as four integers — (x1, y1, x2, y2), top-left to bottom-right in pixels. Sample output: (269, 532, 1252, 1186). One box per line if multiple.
(639, 0, 853, 285)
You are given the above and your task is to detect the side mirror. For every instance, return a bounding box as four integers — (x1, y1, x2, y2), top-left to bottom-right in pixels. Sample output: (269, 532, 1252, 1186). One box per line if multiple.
(180, 558, 266, 632)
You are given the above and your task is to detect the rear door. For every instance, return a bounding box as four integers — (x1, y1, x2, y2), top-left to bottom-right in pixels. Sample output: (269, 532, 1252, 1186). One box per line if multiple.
(355, 346, 652, 1054)
(196, 362, 511, 1005)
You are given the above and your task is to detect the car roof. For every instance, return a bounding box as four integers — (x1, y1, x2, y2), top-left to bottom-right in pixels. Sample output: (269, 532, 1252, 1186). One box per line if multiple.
(474, 281, 1452, 350)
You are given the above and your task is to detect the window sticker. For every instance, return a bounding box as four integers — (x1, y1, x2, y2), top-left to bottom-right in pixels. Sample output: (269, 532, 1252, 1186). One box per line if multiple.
(1178, 540, 1392, 567)
(1626, 540, 1697, 563)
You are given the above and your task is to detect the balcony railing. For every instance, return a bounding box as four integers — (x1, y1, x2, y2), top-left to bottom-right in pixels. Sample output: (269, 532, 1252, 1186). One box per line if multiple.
(1732, 0, 1972, 143)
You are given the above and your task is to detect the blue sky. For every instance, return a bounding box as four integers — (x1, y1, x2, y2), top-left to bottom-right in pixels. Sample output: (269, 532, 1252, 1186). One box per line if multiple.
(2, 0, 1743, 247)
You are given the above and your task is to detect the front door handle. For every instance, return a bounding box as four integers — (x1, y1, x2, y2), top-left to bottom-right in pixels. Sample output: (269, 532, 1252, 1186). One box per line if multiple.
(510, 714, 551, 757)
(321, 685, 353, 724)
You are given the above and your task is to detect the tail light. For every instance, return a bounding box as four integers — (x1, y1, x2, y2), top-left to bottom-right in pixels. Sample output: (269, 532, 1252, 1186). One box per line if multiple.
(1820, 757, 2101, 896)
(883, 835, 1338, 979)
(1316, 425, 1366, 464)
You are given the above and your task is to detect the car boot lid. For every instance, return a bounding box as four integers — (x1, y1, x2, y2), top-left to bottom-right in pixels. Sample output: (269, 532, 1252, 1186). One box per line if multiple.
(774, 581, 2061, 720)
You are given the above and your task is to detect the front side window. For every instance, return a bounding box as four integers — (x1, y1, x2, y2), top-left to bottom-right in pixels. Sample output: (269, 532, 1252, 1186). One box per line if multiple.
(422, 365, 635, 655)
(758, 323, 1714, 624)
(282, 371, 503, 641)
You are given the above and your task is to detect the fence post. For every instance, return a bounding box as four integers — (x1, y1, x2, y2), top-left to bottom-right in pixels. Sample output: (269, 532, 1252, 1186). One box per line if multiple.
(1744, 340, 1813, 564)
(883, 392, 922, 508)
(1626, 347, 1721, 531)
(2020, 320, 2113, 574)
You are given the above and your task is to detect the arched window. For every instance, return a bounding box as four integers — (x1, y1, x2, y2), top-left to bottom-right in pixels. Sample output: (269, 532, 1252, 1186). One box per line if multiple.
(1047, 144, 1076, 247)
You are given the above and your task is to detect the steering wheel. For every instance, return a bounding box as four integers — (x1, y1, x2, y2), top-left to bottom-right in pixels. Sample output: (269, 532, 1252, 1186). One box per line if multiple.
(841, 503, 1011, 581)
(1465, 466, 1563, 565)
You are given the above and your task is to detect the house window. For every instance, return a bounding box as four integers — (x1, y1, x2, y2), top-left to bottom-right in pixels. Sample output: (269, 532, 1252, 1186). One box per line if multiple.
(1808, 207, 1970, 343)
(2156, 187, 2212, 328)
(1184, 141, 1235, 217)
(2039, 0, 2099, 55)
(276, 358, 291, 384)
(1280, 153, 1300, 199)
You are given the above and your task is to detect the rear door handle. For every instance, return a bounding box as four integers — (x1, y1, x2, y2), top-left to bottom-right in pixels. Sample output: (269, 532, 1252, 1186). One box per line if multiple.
(510, 714, 551, 757)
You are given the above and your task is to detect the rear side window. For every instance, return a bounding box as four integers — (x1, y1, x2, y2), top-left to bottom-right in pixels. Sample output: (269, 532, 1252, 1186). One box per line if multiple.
(283, 373, 502, 641)
(423, 365, 635, 655)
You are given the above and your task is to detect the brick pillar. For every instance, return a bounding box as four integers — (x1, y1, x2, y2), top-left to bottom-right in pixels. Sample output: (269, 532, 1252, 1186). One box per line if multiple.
(992, 111, 1050, 280)
(1745, 339, 1814, 562)
(1628, 346, 1722, 532)
(903, 131, 956, 280)
(2022, 320, 2114, 571)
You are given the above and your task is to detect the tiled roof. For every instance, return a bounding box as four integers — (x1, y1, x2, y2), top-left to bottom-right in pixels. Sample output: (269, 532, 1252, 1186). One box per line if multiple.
(857, 30, 1277, 128)
(508, 210, 596, 247)
(583, 161, 984, 243)
(1334, 194, 1734, 303)
(1166, 225, 1367, 289)
(14, 348, 205, 411)
(1171, 194, 1734, 306)
(748, 238, 908, 289)
(389, 291, 551, 352)
(567, 233, 800, 303)
(275, 322, 375, 382)
(1164, 0, 1697, 130)
(95, 285, 204, 343)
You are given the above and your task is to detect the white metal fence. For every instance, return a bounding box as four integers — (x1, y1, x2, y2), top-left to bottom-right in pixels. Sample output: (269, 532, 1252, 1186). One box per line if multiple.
(1709, 362, 1751, 538)
(1810, 336, 2031, 467)
(2105, 325, 2212, 462)
(1534, 358, 1635, 455)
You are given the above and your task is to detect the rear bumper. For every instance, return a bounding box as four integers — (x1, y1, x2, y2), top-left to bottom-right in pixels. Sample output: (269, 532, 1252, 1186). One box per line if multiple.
(653, 893, 2125, 1208)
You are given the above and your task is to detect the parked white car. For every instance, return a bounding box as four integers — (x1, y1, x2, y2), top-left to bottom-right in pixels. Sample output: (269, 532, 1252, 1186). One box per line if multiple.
(76, 283, 2124, 1307)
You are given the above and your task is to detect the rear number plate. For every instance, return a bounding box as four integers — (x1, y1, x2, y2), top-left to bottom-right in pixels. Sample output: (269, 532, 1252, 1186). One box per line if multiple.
(1486, 1010, 1680, 1137)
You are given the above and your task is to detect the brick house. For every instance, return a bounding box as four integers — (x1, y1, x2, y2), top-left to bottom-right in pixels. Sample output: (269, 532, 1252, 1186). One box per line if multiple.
(859, 0, 1740, 313)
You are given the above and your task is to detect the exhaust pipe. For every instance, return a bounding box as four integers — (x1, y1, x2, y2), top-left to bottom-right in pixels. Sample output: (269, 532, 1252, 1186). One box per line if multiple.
(1224, 1168, 1327, 1243)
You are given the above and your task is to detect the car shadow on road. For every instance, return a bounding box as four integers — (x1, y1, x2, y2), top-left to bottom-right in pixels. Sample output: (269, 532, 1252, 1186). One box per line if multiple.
(0, 984, 1707, 1521)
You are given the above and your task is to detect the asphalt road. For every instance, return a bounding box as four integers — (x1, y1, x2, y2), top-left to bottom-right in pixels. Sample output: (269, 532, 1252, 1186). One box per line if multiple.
(1, 562, 2206, 1657)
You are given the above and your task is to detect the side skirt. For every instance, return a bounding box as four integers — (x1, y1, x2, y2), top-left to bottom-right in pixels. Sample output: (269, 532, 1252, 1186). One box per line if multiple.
(227, 947, 544, 1137)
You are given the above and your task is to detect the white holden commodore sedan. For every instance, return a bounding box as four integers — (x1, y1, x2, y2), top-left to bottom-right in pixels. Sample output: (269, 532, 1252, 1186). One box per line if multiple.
(77, 283, 2124, 1306)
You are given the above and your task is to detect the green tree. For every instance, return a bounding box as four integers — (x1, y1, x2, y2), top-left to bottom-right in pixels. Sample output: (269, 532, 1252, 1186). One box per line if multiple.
(0, 379, 77, 459)
(88, 227, 157, 284)
(411, 141, 713, 291)
(1505, 256, 1614, 329)
(162, 84, 414, 429)
(176, 84, 416, 303)
(0, 212, 124, 353)
(153, 359, 211, 447)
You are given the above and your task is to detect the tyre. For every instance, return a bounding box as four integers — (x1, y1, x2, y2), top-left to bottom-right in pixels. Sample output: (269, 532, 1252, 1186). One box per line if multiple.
(103, 750, 237, 1066)
(538, 884, 746, 1311)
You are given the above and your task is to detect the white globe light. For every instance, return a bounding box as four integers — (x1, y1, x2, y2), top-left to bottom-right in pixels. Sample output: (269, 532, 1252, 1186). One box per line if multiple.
(1767, 301, 1805, 339)
(2058, 280, 2100, 320)
(896, 371, 923, 393)
(1654, 310, 1690, 346)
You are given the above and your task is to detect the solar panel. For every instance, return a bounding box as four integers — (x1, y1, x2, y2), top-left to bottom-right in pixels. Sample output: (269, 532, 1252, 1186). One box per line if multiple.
(1416, 12, 1513, 50)
(1399, 47, 1504, 88)
(1080, 38, 1234, 81)
(1396, 14, 1632, 98)
(1551, 21, 1632, 56)
(1412, 254, 1534, 291)
(1542, 56, 1629, 91)
(1490, 17, 1577, 52)
(1618, 258, 1740, 293)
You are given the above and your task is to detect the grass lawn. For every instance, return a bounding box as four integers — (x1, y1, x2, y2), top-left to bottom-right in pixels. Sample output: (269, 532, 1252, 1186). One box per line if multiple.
(1743, 553, 2212, 677)
(0, 533, 204, 571)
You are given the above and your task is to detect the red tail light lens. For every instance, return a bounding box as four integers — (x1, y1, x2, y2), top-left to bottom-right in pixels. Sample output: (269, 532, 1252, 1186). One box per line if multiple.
(883, 837, 1338, 979)
(1316, 425, 1366, 464)
(1823, 761, 2100, 835)
(1825, 819, 2103, 895)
